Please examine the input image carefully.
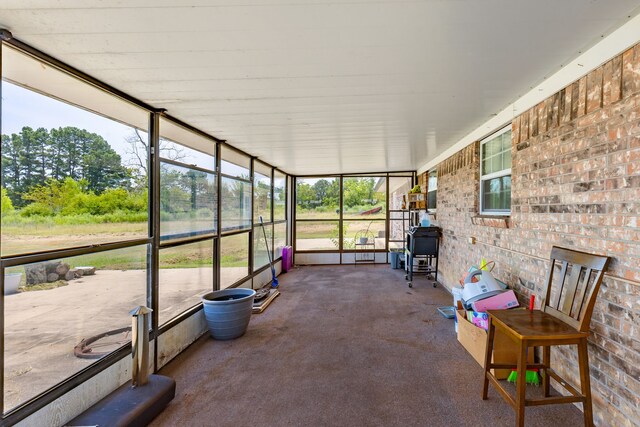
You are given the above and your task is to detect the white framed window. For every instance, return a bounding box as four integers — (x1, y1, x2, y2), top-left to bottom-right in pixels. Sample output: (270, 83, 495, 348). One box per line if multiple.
(480, 126, 512, 215)
(427, 169, 437, 212)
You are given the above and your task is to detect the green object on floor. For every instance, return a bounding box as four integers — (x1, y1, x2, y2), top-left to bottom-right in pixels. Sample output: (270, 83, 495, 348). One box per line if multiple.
(507, 369, 540, 385)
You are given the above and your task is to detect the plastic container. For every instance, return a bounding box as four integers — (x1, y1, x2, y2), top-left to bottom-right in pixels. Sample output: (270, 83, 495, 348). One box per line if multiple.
(4, 273, 22, 295)
(452, 286, 464, 307)
(282, 246, 293, 272)
(419, 211, 431, 227)
(202, 288, 256, 340)
(389, 251, 402, 269)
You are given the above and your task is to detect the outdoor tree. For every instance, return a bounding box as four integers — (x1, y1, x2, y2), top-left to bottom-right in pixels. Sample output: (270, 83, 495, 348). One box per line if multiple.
(124, 129, 186, 183)
(2, 126, 131, 206)
(22, 177, 86, 216)
(1, 133, 23, 205)
(296, 182, 316, 209)
(343, 178, 377, 208)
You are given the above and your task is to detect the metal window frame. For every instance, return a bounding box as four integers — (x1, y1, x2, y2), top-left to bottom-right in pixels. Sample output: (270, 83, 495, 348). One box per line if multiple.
(0, 32, 291, 425)
(293, 173, 414, 264)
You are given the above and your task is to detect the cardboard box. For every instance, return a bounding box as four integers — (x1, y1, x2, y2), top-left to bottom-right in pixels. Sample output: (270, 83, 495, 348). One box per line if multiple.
(456, 310, 532, 379)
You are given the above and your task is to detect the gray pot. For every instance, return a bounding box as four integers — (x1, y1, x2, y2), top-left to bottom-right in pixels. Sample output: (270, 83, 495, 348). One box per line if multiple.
(202, 288, 256, 340)
(359, 237, 369, 244)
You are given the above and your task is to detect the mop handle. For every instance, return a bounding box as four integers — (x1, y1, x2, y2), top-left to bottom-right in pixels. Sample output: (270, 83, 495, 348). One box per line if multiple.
(259, 216, 275, 266)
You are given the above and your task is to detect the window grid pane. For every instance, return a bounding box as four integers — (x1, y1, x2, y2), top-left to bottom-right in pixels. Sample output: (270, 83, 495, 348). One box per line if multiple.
(220, 232, 249, 288)
(296, 221, 340, 250)
(4, 245, 148, 411)
(253, 224, 272, 271)
(482, 176, 511, 212)
(481, 130, 512, 177)
(159, 239, 213, 325)
(296, 178, 339, 219)
(221, 177, 252, 231)
(254, 171, 271, 223)
(160, 162, 216, 239)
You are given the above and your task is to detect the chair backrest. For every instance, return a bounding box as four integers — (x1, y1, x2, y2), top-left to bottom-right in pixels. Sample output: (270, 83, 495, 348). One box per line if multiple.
(541, 246, 610, 332)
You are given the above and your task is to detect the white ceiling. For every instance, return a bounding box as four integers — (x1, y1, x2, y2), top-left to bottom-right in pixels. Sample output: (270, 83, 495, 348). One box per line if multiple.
(1, 0, 639, 175)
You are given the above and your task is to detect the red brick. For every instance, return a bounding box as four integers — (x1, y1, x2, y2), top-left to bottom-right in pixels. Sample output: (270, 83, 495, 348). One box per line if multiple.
(561, 87, 572, 124)
(611, 55, 623, 102)
(538, 101, 547, 133)
(603, 60, 613, 106)
(577, 76, 587, 117)
(622, 47, 637, 98)
(520, 110, 530, 141)
(512, 116, 521, 145)
(587, 66, 604, 113)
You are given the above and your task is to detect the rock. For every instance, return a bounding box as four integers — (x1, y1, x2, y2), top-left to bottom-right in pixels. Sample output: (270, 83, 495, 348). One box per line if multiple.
(55, 263, 70, 276)
(73, 269, 84, 278)
(47, 273, 59, 283)
(76, 266, 96, 276)
(25, 263, 47, 285)
(44, 261, 61, 275)
(65, 270, 76, 281)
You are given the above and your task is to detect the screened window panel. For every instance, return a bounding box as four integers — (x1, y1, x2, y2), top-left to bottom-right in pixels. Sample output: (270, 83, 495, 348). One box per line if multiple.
(253, 225, 272, 271)
(160, 162, 216, 239)
(296, 178, 340, 219)
(274, 222, 286, 259)
(220, 146, 250, 178)
(342, 177, 386, 219)
(220, 232, 249, 288)
(159, 118, 215, 162)
(221, 177, 252, 232)
(273, 171, 286, 221)
(159, 239, 213, 325)
(3, 245, 148, 411)
(254, 169, 272, 224)
(296, 221, 340, 250)
(1, 54, 148, 257)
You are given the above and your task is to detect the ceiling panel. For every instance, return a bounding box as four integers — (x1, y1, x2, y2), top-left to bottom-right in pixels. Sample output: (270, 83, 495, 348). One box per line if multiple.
(1, 0, 639, 174)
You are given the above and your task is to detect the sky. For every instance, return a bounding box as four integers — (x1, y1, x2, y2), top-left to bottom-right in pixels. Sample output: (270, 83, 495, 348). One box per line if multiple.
(2, 81, 135, 161)
(1, 80, 285, 181)
(1, 81, 213, 171)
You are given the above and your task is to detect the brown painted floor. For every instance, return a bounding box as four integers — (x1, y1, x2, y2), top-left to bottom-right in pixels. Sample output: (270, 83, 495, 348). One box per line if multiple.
(152, 265, 584, 427)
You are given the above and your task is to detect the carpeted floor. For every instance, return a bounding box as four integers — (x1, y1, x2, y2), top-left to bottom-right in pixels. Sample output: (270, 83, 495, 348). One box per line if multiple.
(151, 265, 584, 427)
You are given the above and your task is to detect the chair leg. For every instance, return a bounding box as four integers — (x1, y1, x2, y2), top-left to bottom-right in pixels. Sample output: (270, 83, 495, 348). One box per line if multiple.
(482, 317, 495, 400)
(515, 340, 528, 427)
(543, 346, 551, 397)
(578, 339, 594, 427)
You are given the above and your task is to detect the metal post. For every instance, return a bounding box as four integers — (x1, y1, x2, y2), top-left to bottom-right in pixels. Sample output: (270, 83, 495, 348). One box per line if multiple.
(130, 306, 152, 387)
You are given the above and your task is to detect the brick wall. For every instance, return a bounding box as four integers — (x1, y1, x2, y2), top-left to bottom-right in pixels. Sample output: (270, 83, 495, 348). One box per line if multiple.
(425, 43, 640, 426)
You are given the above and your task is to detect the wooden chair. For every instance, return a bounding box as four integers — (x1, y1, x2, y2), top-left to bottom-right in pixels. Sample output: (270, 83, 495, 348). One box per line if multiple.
(482, 246, 610, 427)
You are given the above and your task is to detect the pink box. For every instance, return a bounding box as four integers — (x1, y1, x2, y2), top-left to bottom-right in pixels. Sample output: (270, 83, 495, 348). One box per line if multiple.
(471, 290, 519, 312)
(470, 311, 490, 330)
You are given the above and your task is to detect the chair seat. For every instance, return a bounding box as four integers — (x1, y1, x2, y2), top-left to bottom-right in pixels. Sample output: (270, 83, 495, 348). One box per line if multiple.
(488, 309, 589, 341)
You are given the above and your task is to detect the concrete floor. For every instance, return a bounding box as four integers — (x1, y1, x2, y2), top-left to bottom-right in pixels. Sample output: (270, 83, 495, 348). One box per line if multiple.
(152, 264, 585, 427)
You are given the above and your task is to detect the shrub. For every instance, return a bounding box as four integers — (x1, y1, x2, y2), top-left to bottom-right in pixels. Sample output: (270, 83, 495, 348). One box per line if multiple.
(1, 188, 14, 216)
